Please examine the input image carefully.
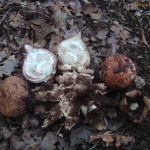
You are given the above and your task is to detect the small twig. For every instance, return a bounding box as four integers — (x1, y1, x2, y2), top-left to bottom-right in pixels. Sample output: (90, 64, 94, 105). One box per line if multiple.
(106, 118, 112, 130)
(56, 125, 62, 135)
(0, 9, 11, 25)
(89, 144, 97, 150)
(3, 3, 12, 9)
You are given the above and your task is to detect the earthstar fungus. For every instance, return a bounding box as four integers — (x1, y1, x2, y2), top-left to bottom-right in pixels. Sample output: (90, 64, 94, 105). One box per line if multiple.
(0, 76, 29, 117)
(100, 54, 136, 91)
(55, 32, 91, 70)
(120, 90, 150, 123)
(22, 45, 57, 83)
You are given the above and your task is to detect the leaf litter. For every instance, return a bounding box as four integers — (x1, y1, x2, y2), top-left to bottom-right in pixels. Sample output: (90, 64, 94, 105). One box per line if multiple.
(0, 0, 150, 149)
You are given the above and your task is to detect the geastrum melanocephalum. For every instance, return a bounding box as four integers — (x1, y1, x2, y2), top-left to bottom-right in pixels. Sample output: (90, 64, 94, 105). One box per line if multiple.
(32, 32, 117, 130)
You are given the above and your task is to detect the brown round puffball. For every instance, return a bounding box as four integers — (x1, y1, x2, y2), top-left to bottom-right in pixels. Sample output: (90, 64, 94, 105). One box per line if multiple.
(100, 54, 136, 91)
(0, 76, 29, 117)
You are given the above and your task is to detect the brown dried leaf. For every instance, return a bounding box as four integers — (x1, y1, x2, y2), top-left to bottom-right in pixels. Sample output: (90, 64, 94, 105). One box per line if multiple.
(134, 75, 146, 89)
(120, 136, 135, 146)
(95, 30, 108, 40)
(89, 133, 101, 143)
(30, 18, 56, 43)
(9, 12, 26, 28)
(115, 135, 121, 148)
(64, 25, 79, 39)
(0, 49, 7, 61)
(25, 142, 40, 150)
(120, 30, 130, 43)
(89, 133, 135, 148)
(102, 135, 114, 147)
(109, 120, 123, 131)
(41, 131, 70, 150)
(53, 2, 62, 11)
(82, 3, 98, 15)
(141, 30, 149, 47)
(107, 33, 119, 54)
(69, 0, 82, 13)
(90, 11, 102, 20)
(0, 127, 11, 140)
(70, 125, 91, 147)
(110, 21, 129, 44)
(41, 131, 58, 149)
(10, 135, 26, 150)
(0, 55, 19, 77)
(55, 9, 67, 27)
(34, 105, 47, 115)
(22, 116, 39, 128)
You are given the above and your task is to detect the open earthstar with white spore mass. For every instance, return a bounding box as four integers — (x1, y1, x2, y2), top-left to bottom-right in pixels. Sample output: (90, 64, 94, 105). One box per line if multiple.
(55, 32, 91, 70)
(22, 45, 57, 83)
(30, 33, 117, 130)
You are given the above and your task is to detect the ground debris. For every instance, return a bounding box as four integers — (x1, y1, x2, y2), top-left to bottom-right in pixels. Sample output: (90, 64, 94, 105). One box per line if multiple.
(89, 132, 135, 148)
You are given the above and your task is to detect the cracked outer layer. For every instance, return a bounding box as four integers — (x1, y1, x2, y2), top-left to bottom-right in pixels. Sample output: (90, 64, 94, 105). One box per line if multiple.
(100, 54, 136, 91)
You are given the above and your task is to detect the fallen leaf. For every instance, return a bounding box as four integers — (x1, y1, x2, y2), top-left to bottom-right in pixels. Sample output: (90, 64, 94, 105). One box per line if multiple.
(9, 12, 26, 28)
(109, 120, 123, 131)
(34, 105, 47, 116)
(55, 9, 67, 27)
(141, 30, 149, 47)
(10, 135, 26, 150)
(134, 75, 146, 89)
(90, 11, 102, 20)
(41, 131, 70, 150)
(107, 33, 119, 54)
(127, 37, 139, 45)
(120, 30, 130, 43)
(53, 2, 62, 11)
(102, 135, 114, 147)
(110, 21, 129, 44)
(0, 49, 7, 61)
(30, 17, 56, 43)
(82, 3, 98, 15)
(0, 55, 19, 77)
(22, 116, 40, 128)
(0, 127, 11, 140)
(41, 131, 58, 149)
(70, 125, 91, 147)
(89, 133, 135, 148)
(69, 0, 82, 13)
(95, 30, 108, 40)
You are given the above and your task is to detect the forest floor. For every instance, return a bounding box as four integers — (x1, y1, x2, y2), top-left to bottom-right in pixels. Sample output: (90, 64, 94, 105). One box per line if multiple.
(0, 0, 150, 150)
